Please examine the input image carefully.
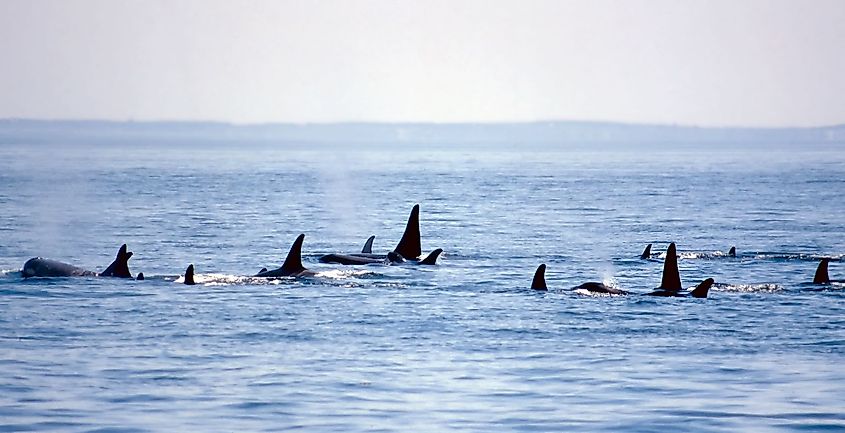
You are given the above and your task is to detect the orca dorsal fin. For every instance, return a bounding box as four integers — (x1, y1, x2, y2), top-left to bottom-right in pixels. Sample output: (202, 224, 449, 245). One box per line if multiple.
(258, 267, 268, 274)
(813, 258, 831, 285)
(691, 278, 714, 298)
(420, 248, 443, 265)
(728, 246, 736, 257)
(100, 244, 133, 278)
(281, 234, 307, 275)
(184, 264, 196, 285)
(659, 243, 682, 291)
(640, 243, 652, 259)
(393, 204, 422, 260)
(532, 264, 547, 290)
(361, 235, 376, 254)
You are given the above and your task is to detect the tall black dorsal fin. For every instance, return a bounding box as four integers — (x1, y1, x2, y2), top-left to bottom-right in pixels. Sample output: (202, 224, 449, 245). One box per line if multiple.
(813, 258, 831, 285)
(184, 264, 196, 285)
(394, 204, 422, 259)
(361, 235, 376, 254)
(659, 243, 682, 291)
(691, 278, 714, 298)
(728, 246, 736, 257)
(100, 244, 133, 278)
(419, 248, 443, 265)
(640, 243, 652, 259)
(532, 264, 547, 290)
(281, 234, 307, 275)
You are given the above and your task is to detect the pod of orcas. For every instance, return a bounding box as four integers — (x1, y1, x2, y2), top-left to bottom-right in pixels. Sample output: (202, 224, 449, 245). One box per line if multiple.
(18, 204, 842, 295)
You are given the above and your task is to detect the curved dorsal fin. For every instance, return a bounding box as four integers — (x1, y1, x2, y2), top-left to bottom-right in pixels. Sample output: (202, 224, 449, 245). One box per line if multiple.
(640, 243, 652, 259)
(361, 235, 376, 254)
(691, 278, 714, 298)
(258, 267, 268, 274)
(420, 248, 443, 265)
(394, 204, 422, 259)
(813, 258, 831, 285)
(281, 234, 307, 275)
(184, 264, 195, 285)
(728, 246, 736, 257)
(100, 244, 133, 278)
(659, 243, 682, 291)
(532, 264, 547, 290)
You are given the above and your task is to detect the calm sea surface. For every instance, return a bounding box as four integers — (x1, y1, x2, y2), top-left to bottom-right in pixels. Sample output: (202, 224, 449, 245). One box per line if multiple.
(1, 140, 844, 432)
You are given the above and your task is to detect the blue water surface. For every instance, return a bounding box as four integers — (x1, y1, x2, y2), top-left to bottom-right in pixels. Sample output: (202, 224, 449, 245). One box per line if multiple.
(1, 139, 844, 432)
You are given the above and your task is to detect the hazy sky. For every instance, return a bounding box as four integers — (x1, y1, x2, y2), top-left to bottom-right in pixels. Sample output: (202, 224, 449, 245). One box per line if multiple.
(1, 0, 844, 126)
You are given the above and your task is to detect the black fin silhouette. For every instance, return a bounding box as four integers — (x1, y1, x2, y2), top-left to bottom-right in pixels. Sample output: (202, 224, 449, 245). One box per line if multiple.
(393, 204, 422, 259)
(280, 234, 307, 275)
(532, 264, 547, 291)
(419, 249, 443, 265)
(640, 244, 652, 259)
(361, 235, 375, 254)
(659, 243, 682, 292)
(691, 278, 714, 298)
(100, 244, 133, 278)
(813, 258, 831, 285)
(184, 264, 196, 285)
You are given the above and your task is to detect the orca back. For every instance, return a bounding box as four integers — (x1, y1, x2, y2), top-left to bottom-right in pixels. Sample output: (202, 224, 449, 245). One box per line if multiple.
(22, 257, 94, 278)
(393, 204, 422, 260)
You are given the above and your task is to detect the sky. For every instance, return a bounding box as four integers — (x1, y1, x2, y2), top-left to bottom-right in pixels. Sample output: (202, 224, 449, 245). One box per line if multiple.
(1, 0, 844, 127)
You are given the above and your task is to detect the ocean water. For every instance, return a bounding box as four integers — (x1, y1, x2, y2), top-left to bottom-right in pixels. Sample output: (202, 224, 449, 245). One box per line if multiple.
(1, 139, 844, 432)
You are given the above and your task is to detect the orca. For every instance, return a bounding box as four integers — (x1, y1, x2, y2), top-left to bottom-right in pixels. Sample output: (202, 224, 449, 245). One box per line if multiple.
(531, 264, 628, 295)
(644, 278, 713, 298)
(184, 264, 196, 285)
(255, 234, 316, 278)
(812, 258, 843, 285)
(641, 243, 735, 259)
(657, 242, 683, 292)
(533, 243, 713, 298)
(531, 264, 547, 290)
(22, 244, 135, 279)
(319, 204, 442, 265)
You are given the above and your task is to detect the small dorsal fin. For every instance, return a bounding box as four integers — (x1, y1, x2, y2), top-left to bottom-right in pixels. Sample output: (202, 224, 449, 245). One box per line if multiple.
(728, 246, 736, 257)
(420, 248, 443, 265)
(813, 258, 831, 285)
(361, 235, 376, 254)
(640, 243, 652, 259)
(136, 272, 144, 281)
(532, 264, 547, 290)
(281, 234, 307, 275)
(394, 204, 422, 260)
(100, 244, 133, 278)
(184, 264, 196, 285)
(258, 267, 268, 274)
(691, 278, 714, 298)
(659, 243, 682, 291)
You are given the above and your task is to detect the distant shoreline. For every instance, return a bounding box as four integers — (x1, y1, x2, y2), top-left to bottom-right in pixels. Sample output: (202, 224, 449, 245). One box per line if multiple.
(1, 118, 843, 148)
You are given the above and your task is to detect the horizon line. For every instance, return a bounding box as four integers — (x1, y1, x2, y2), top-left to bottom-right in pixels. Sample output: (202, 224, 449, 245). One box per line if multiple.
(2, 117, 844, 131)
